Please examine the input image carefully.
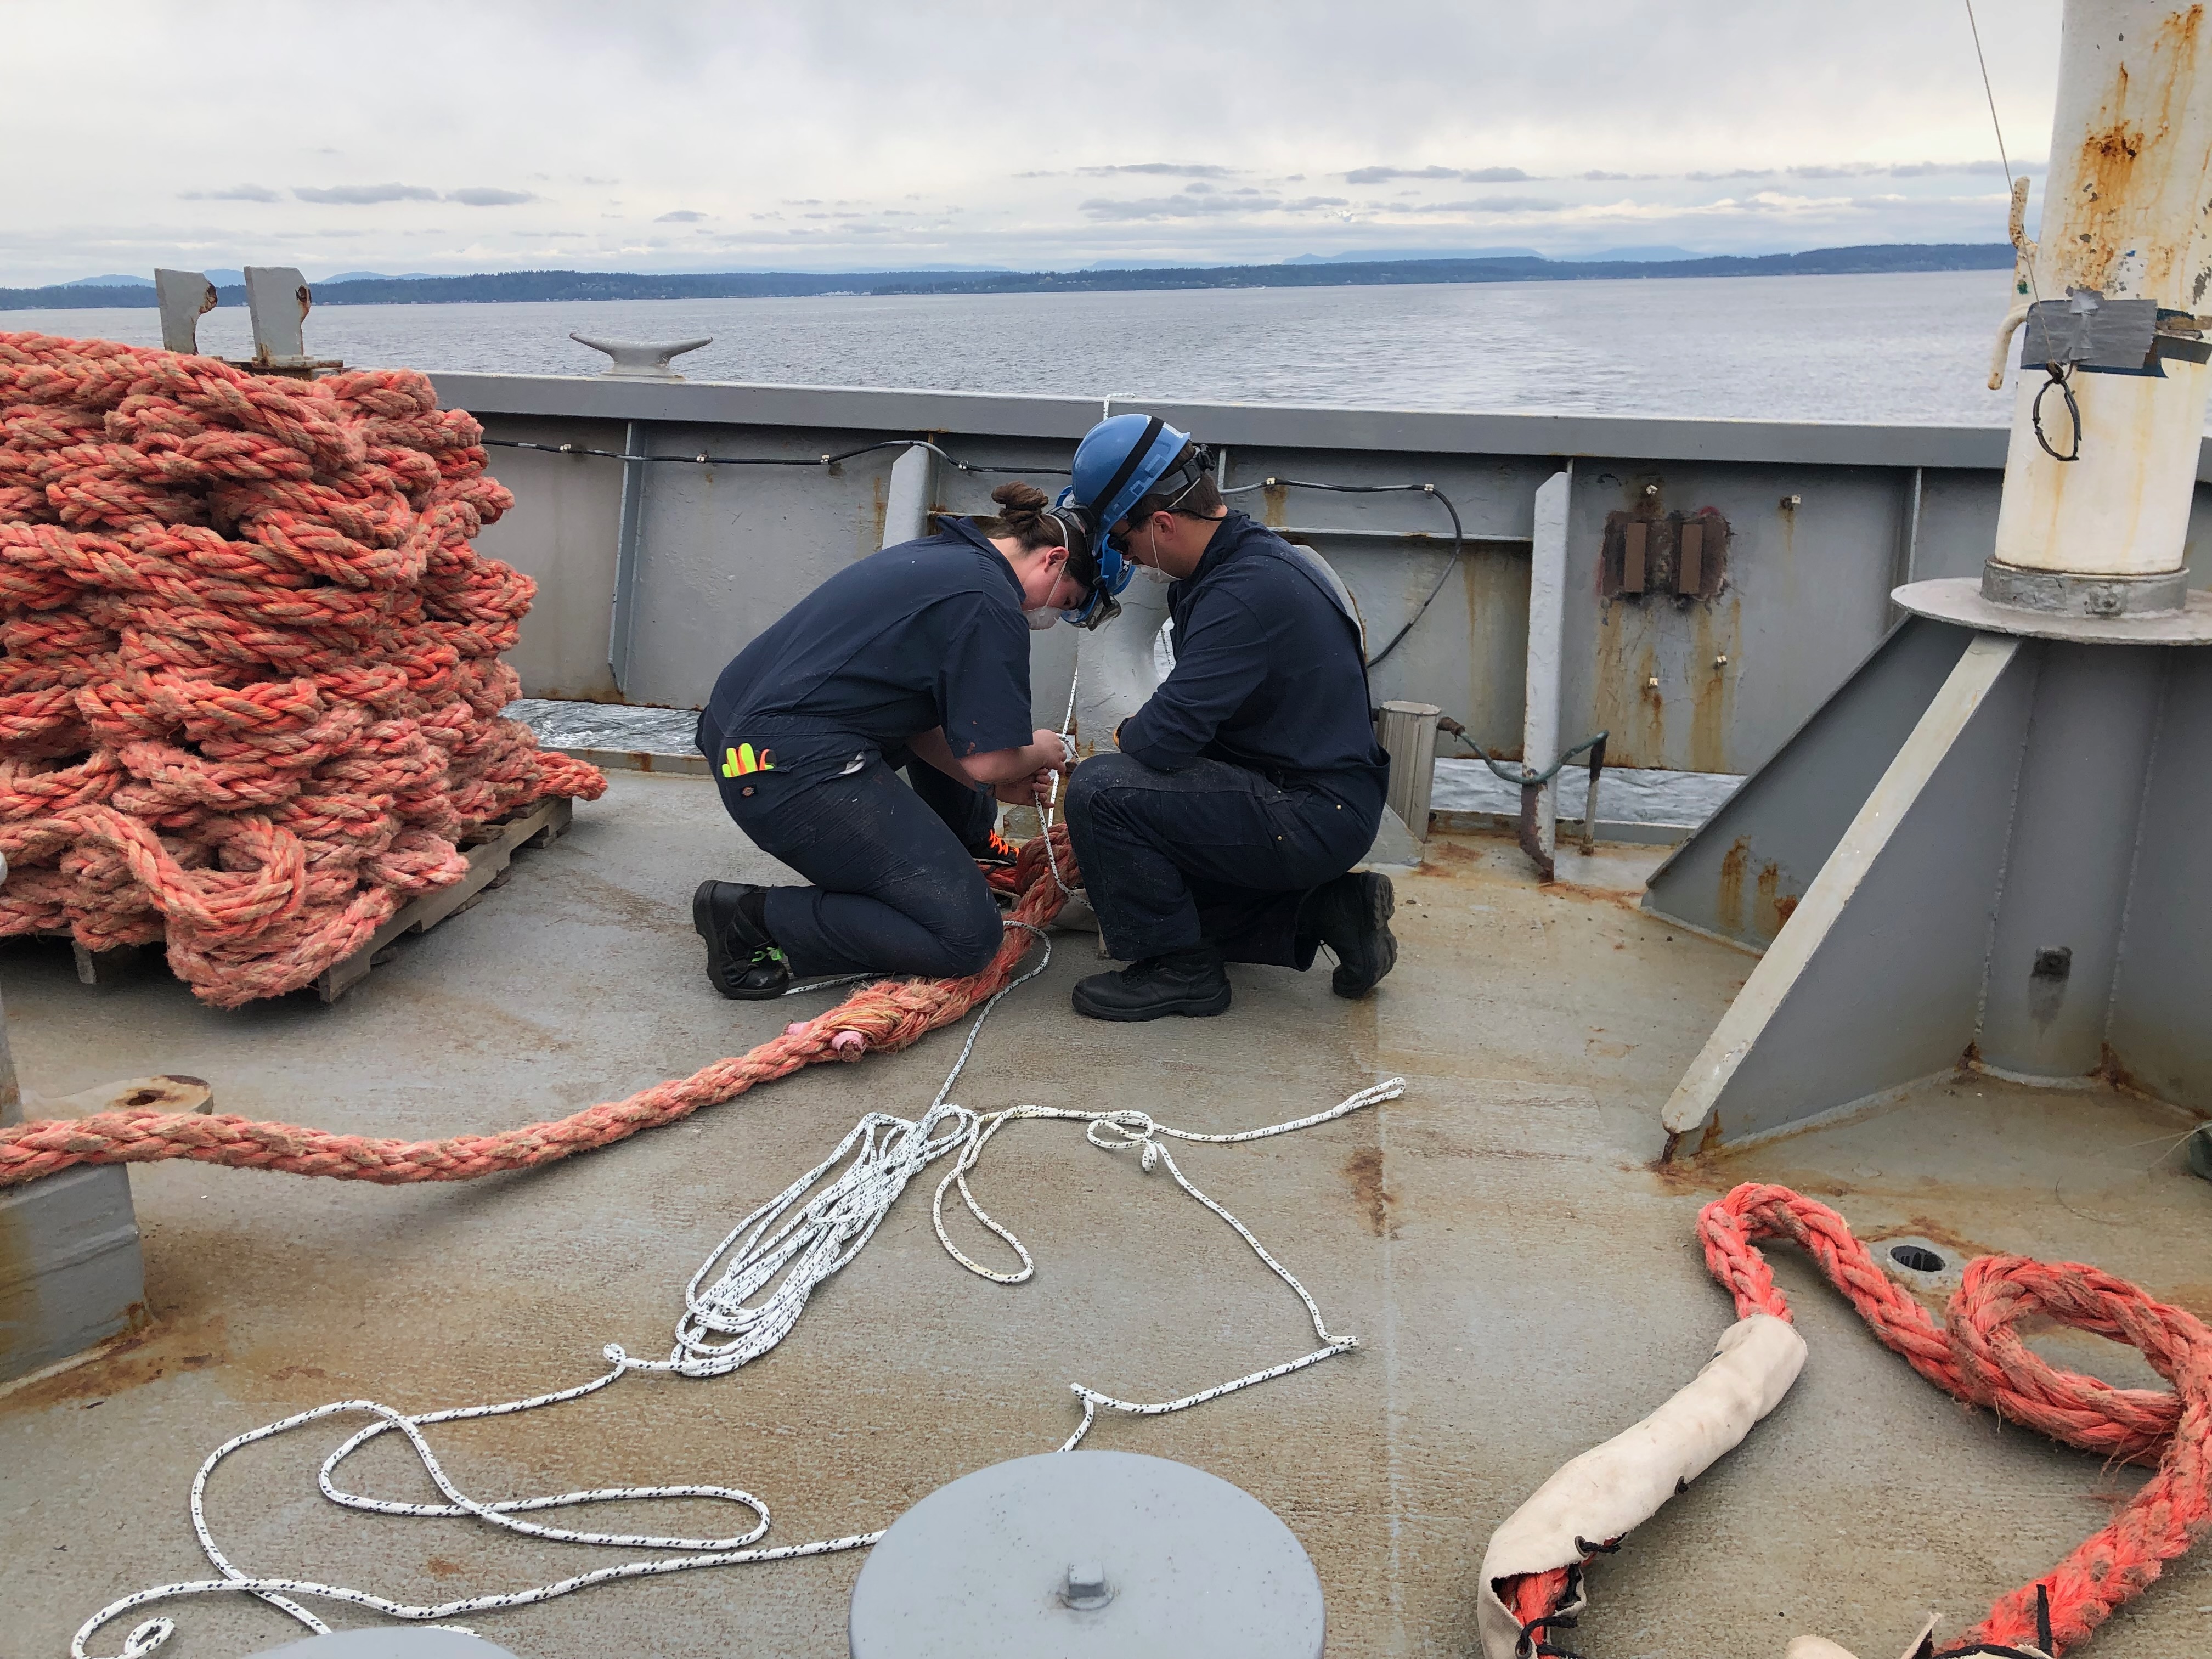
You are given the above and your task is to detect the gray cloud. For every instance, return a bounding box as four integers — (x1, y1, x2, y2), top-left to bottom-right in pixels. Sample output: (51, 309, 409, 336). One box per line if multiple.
(179, 183, 282, 202)
(1408, 196, 1567, 213)
(294, 183, 441, 205)
(1077, 162, 1239, 178)
(1346, 165, 1536, 184)
(1080, 193, 1350, 221)
(1581, 170, 1656, 181)
(1683, 159, 2039, 183)
(445, 187, 535, 206)
(0, 2, 2064, 287)
(654, 208, 709, 222)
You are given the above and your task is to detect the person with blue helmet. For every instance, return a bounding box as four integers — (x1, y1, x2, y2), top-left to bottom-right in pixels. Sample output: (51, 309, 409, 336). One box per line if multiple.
(1060, 413, 1398, 1021)
(691, 482, 1111, 998)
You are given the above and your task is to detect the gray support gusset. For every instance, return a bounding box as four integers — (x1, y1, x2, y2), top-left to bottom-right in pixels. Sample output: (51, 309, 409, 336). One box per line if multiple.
(608, 419, 648, 693)
(1661, 632, 2035, 1148)
(881, 444, 938, 549)
(1521, 467, 1572, 858)
(1644, 617, 1973, 950)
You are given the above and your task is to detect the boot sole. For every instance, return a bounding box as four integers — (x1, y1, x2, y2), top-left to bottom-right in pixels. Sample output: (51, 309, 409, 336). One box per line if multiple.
(1329, 874, 1398, 999)
(1069, 982, 1233, 1022)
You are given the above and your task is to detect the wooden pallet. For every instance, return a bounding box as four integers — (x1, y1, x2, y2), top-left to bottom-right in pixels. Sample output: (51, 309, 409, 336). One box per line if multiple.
(55, 797, 573, 1002)
(316, 795, 572, 1002)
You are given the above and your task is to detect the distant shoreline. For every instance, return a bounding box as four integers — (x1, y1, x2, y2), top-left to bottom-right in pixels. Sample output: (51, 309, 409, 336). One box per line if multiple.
(1, 242, 2013, 312)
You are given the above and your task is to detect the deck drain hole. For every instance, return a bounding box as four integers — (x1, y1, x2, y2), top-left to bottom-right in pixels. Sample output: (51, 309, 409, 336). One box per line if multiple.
(1889, 1244, 1946, 1274)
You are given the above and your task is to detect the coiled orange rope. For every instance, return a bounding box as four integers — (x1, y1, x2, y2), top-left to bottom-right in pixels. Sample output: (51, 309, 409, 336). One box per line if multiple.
(0, 828, 1075, 1189)
(1503, 1183, 2211, 1657)
(0, 331, 605, 1005)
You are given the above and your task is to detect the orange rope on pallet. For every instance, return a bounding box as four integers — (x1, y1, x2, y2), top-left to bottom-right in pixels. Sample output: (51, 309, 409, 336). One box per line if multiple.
(1502, 1182, 2211, 1658)
(0, 828, 1076, 1190)
(0, 331, 606, 1005)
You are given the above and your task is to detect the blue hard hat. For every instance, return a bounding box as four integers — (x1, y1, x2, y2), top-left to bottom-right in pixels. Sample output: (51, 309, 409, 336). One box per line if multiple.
(1073, 413, 1197, 537)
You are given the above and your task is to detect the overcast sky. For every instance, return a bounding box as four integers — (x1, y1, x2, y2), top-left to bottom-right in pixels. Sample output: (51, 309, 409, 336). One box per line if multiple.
(4, 1, 2064, 285)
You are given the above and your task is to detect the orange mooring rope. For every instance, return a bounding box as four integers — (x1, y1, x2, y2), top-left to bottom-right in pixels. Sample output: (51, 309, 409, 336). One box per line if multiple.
(0, 828, 1075, 1189)
(0, 331, 605, 1005)
(1504, 1183, 2211, 1657)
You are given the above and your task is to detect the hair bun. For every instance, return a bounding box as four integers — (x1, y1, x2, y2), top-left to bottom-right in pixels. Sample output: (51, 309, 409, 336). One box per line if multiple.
(990, 481, 1049, 514)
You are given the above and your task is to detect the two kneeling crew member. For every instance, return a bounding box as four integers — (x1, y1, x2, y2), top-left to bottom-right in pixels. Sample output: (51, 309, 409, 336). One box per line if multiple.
(1061, 415, 1398, 1022)
(693, 483, 1117, 997)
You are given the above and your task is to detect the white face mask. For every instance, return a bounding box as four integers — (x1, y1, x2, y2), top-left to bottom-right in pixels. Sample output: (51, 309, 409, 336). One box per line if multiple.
(1026, 607, 1061, 631)
(1135, 561, 1172, 586)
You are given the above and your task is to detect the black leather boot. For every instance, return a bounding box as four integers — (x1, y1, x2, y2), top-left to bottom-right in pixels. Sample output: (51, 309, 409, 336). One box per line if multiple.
(1070, 946, 1232, 1022)
(1305, 871, 1397, 998)
(692, 880, 793, 1000)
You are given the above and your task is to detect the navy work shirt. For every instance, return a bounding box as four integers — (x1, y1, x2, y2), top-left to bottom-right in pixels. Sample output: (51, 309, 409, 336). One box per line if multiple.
(1119, 512, 1390, 799)
(704, 519, 1034, 778)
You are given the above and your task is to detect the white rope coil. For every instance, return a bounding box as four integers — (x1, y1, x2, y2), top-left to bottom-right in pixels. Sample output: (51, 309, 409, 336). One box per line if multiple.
(71, 909, 1404, 1659)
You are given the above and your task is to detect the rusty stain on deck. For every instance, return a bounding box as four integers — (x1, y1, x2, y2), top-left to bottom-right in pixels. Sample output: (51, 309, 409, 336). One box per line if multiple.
(1341, 1146, 1390, 1237)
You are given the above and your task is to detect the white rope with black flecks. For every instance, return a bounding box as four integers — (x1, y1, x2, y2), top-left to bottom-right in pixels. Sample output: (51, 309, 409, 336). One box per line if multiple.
(70, 914, 1404, 1659)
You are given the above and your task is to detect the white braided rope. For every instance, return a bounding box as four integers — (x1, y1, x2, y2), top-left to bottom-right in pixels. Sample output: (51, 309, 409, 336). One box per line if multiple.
(70, 911, 1403, 1659)
(1031, 667, 1083, 899)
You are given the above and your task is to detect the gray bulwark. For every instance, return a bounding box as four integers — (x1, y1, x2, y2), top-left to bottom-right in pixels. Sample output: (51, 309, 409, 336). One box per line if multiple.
(0, 1165, 144, 1384)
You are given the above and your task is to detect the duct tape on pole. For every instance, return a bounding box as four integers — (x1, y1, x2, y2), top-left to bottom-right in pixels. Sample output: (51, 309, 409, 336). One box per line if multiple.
(848, 1451, 1326, 1659)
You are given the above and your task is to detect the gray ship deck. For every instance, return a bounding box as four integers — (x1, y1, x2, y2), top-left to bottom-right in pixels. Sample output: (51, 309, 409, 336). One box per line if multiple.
(5, 770, 2209, 1659)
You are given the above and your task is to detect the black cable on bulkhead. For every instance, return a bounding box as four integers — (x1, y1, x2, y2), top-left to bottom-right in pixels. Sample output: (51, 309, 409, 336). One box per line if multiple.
(1220, 477, 1466, 669)
(481, 435, 1068, 476)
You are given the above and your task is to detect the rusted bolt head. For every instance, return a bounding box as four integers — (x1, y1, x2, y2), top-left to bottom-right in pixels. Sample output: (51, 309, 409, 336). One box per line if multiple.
(1781, 493, 1802, 509)
(1713, 654, 1729, 668)
(1643, 483, 1660, 496)
(1645, 675, 1660, 690)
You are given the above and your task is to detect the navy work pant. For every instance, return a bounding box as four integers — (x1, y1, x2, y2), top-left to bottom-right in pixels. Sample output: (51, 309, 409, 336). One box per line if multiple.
(1063, 752, 1380, 966)
(706, 730, 1003, 980)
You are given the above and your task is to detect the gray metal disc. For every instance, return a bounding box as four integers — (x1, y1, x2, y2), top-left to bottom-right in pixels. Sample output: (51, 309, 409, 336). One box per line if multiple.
(1894, 578, 2212, 644)
(848, 1450, 1325, 1659)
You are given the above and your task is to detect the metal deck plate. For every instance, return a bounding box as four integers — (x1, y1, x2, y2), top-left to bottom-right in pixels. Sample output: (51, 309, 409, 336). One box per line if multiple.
(847, 1450, 1325, 1659)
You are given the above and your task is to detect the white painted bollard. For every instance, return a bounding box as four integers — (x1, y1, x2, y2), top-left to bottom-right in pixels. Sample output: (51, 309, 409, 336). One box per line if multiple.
(1987, 0, 2212, 614)
(1073, 575, 1171, 755)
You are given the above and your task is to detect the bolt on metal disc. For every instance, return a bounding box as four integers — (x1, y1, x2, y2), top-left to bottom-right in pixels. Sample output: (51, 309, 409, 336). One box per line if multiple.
(848, 1450, 1325, 1659)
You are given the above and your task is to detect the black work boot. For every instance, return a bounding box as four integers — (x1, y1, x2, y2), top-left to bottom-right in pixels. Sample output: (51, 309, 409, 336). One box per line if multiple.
(692, 880, 793, 1000)
(1070, 946, 1232, 1022)
(1306, 871, 1397, 998)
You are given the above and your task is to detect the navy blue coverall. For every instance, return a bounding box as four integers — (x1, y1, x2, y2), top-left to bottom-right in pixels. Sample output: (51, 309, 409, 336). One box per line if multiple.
(698, 520, 1032, 979)
(1064, 512, 1389, 967)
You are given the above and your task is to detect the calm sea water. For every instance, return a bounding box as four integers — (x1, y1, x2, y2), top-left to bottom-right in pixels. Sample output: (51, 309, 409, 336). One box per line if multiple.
(8, 268, 2021, 426)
